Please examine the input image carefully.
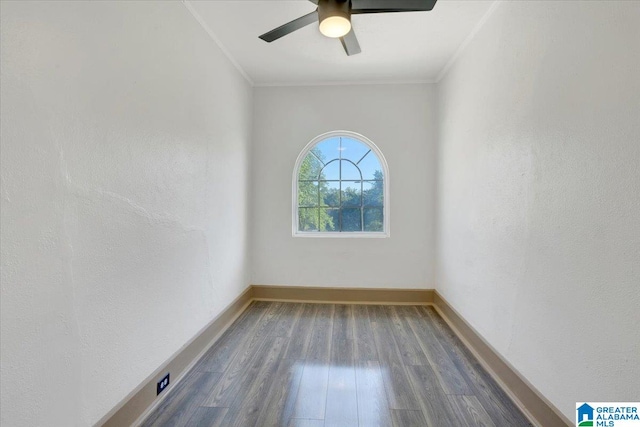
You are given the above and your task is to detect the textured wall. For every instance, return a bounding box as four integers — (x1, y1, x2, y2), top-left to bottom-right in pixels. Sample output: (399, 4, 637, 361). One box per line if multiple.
(252, 84, 437, 288)
(0, 1, 252, 425)
(436, 1, 640, 420)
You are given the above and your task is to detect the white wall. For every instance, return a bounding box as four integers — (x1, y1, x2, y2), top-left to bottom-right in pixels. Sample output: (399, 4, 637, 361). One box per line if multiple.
(252, 85, 437, 288)
(436, 0, 640, 421)
(0, 1, 252, 426)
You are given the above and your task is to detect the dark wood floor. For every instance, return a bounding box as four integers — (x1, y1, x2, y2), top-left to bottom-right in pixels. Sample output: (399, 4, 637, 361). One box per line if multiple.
(141, 301, 531, 427)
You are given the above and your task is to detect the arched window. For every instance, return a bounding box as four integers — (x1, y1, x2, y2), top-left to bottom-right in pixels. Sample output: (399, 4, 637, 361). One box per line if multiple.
(293, 131, 389, 237)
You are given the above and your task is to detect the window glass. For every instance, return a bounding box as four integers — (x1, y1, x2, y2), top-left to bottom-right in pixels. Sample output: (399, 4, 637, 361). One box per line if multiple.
(295, 134, 386, 235)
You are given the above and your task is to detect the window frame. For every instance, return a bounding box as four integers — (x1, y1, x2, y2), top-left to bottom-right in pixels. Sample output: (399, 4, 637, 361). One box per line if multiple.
(292, 130, 390, 238)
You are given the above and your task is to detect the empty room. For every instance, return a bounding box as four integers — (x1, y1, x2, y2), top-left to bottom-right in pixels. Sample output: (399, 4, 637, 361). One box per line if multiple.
(1, 0, 638, 426)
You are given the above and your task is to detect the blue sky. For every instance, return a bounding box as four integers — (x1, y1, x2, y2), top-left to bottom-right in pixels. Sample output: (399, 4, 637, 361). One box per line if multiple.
(312, 137, 382, 181)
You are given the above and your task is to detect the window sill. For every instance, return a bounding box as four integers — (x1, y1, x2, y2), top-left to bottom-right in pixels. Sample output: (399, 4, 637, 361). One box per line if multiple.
(293, 231, 390, 238)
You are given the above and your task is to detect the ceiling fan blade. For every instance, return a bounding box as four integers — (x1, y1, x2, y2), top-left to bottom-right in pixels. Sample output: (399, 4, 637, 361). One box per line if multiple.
(340, 29, 361, 56)
(259, 11, 318, 42)
(351, 0, 437, 14)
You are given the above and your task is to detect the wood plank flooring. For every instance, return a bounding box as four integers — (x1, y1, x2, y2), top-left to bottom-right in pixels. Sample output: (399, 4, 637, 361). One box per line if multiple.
(141, 302, 531, 427)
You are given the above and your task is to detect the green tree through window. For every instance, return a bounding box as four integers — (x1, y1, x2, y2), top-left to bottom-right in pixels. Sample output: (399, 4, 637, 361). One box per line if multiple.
(296, 135, 385, 233)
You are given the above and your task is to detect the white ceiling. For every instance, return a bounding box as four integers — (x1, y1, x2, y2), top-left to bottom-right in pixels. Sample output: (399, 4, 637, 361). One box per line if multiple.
(188, 0, 496, 86)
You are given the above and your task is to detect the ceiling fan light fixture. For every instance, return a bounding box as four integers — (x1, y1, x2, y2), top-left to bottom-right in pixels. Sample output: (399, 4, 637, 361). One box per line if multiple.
(258, 0, 439, 56)
(318, 0, 351, 38)
(319, 15, 351, 38)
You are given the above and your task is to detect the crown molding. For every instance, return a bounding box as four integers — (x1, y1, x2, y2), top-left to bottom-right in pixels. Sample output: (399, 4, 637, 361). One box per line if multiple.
(436, 0, 503, 83)
(254, 79, 436, 88)
(182, 0, 254, 86)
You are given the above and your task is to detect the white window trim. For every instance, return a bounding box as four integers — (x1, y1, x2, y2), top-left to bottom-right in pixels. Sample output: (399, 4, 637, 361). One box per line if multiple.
(292, 130, 390, 238)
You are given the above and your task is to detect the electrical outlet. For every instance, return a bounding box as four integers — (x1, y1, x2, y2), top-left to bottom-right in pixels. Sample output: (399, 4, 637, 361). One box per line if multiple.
(157, 373, 170, 395)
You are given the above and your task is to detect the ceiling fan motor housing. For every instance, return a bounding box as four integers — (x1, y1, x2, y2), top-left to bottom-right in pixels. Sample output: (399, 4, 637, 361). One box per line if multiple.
(318, 0, 351, 26)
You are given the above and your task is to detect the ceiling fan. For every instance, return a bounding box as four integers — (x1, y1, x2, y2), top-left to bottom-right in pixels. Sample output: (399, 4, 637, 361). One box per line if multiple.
(259, 0, 438, 56)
